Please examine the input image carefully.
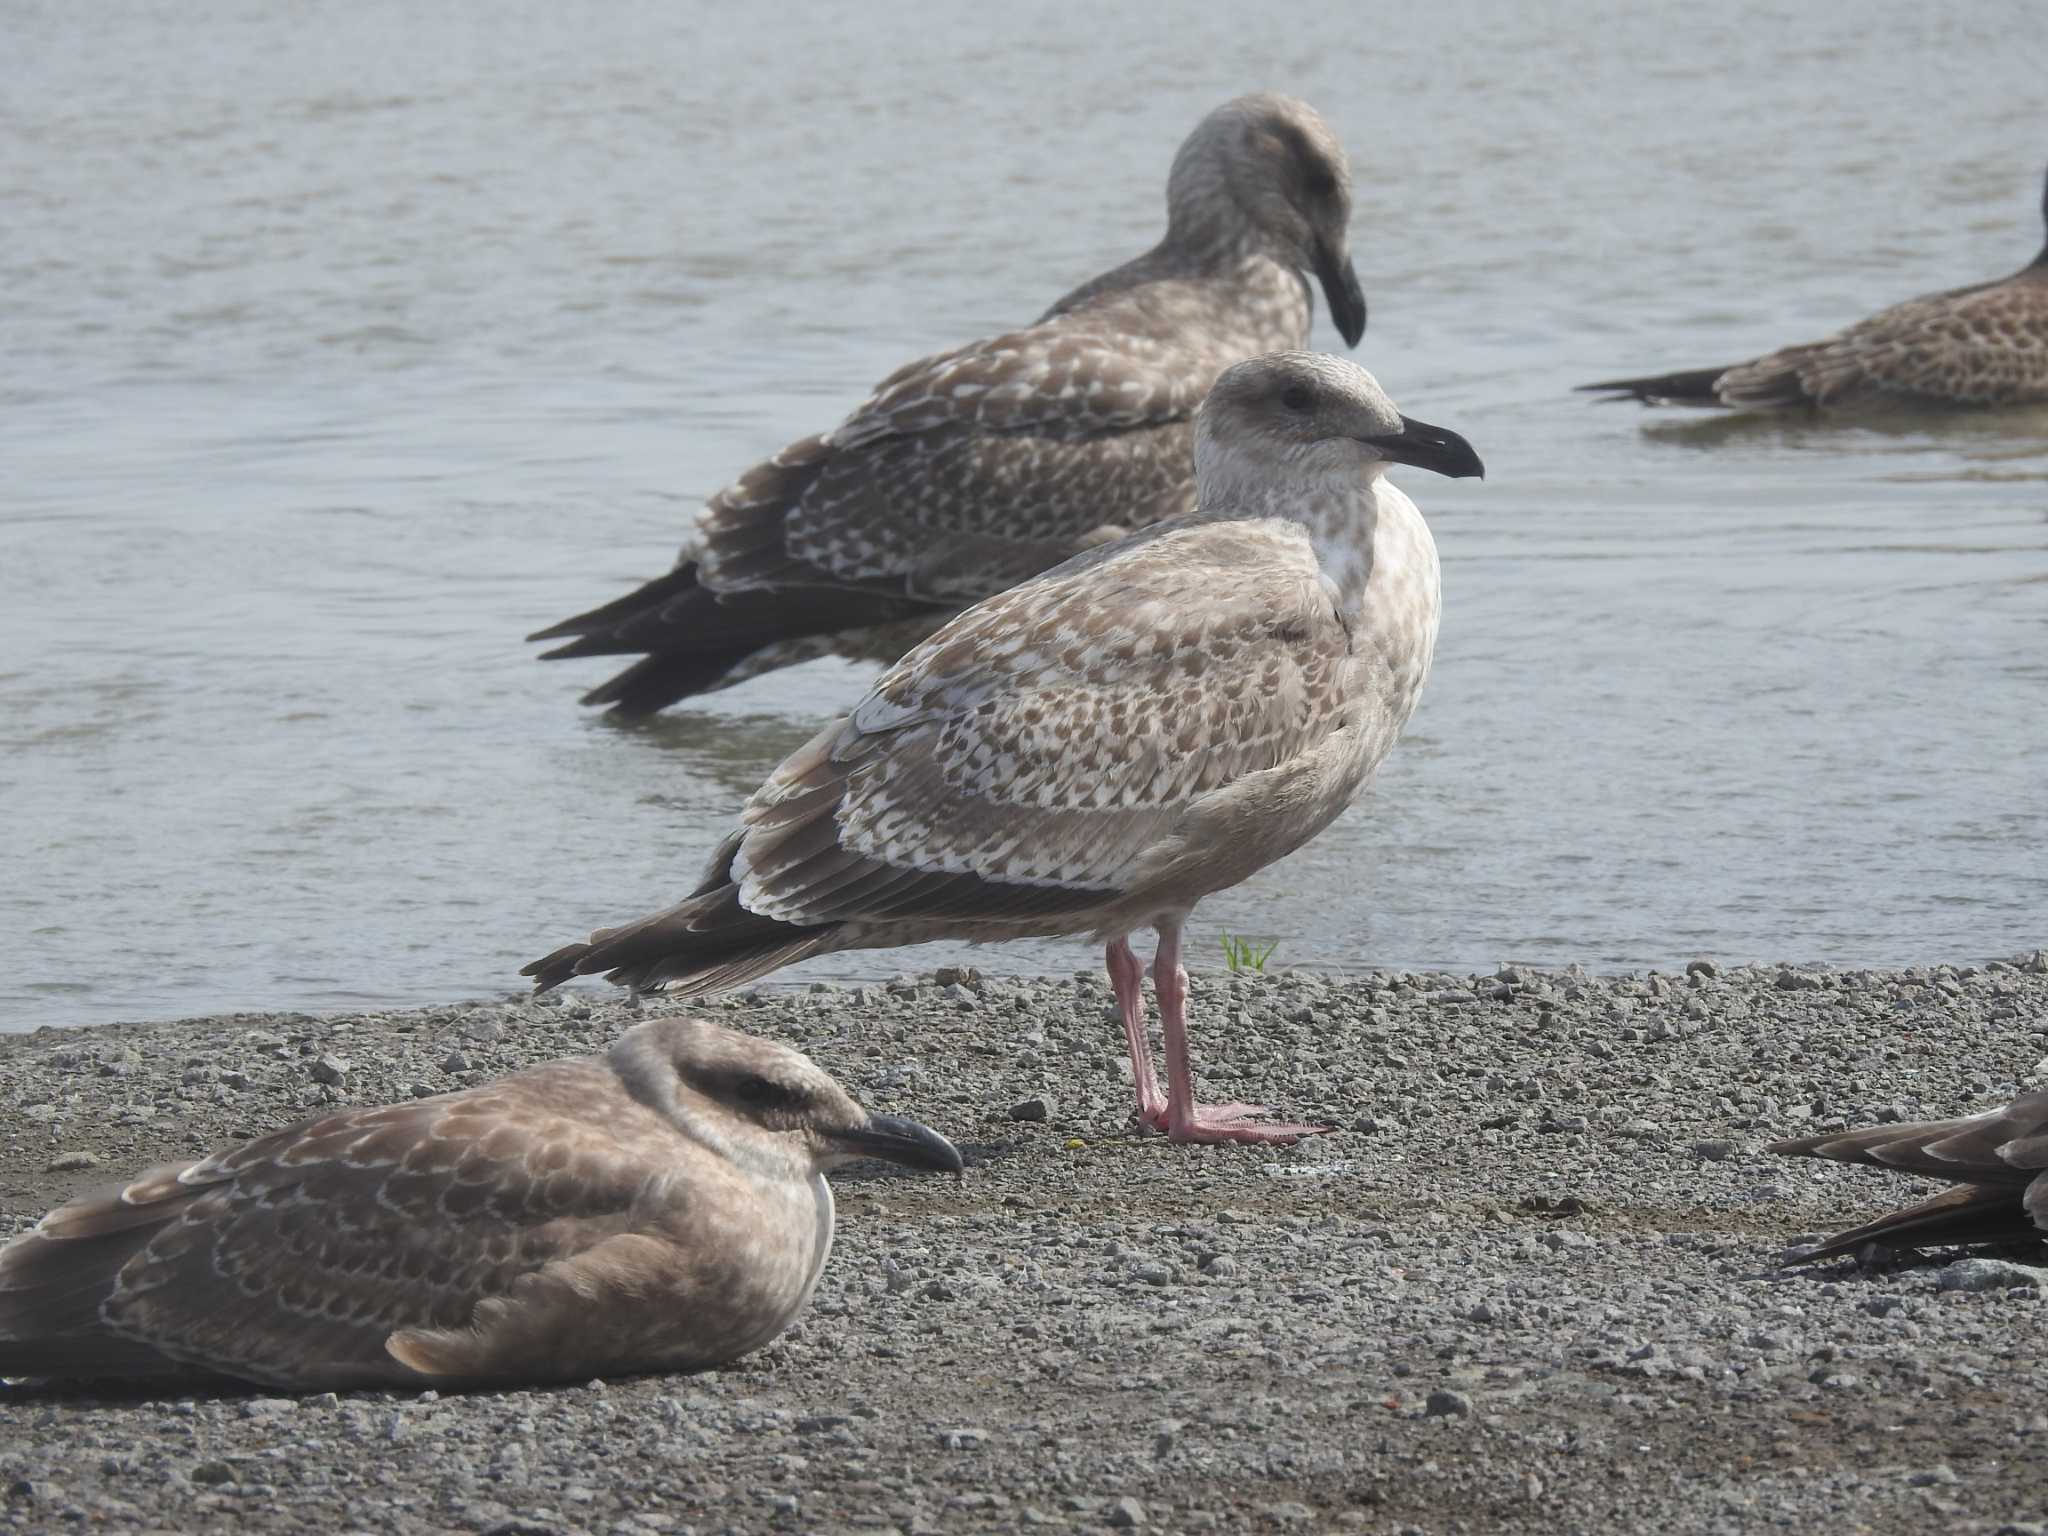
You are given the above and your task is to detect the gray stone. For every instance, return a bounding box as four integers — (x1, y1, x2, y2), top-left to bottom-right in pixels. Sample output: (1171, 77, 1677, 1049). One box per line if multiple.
(1008, 1095, 1053, 1122)
(1424, 1389, 1472, 1418)
(1106, 1496, 1146, 1528)
(309, 1053, 349, 1085)
(1936, 1257, 2044, 1294)
(45, 1150, 98, 1172)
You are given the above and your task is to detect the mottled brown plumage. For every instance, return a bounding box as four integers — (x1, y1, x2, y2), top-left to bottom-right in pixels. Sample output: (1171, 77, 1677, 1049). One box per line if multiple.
(531, 94, 1367, 714)
(1583, 163, 2048, 410)
(0, 1019, 959, 1389)
(527, 353, 1484, 1143)
(1771, 1091, 2048, 1260)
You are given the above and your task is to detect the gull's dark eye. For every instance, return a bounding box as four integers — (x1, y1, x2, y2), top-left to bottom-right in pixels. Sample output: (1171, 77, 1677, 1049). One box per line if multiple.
(735, 1075, 793, 1109)
(1302, 164, 1338, 201)
(1281, 384, 1314, 413)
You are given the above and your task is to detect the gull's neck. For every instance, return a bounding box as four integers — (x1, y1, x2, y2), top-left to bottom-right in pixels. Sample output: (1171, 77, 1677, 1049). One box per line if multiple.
(1163, 220, 1291, 276)
(1199, 454, 1442, 729)
(1194, 457, 1387, 615)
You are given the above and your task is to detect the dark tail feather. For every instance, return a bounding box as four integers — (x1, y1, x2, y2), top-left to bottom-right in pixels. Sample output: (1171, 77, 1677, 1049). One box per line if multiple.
(1780, 1184, 2040, 1262)
(0, 1334, 192, 1381)
(0, 1189, 193, 1375)
(1771, 1095, 2048, 1259)
(1576, 366, 1732, 406)
(575, 647, 780, 718)
(527, 564, 704, 647)
(1771, 1093, 2048, 1181)
(522, 883, 836, 996)
(531, 559, 928, 716)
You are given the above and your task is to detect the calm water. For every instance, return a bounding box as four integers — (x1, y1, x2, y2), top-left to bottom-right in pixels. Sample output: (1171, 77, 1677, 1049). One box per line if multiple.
(4, 1, 2046, 1030)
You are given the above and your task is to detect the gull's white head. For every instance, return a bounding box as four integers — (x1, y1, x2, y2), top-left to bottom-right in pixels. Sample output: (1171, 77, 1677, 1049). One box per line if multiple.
(1193, 351, 1485, 501)
(1166, 95, 1366, 346)
(611, 1018, 963, 1181)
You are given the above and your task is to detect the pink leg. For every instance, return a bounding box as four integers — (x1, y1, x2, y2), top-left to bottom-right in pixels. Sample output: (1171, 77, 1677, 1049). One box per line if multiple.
(1154, 918, 1332, 1146)
(1106, 937, 1167, 1126)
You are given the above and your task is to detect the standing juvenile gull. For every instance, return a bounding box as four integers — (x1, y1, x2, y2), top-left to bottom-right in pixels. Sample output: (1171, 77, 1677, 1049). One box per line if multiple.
(1771, 1092, 2048, 1261)
(525, 352, 1484, 1144)
(0, 1018, 960, 1389)
(1580, 163, 2048, 410)
(530, 94, 1368, 714)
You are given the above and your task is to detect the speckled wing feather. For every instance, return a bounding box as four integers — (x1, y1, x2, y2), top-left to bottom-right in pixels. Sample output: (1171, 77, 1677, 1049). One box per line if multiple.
(2, 1062, 678, 1387)
(698, 313, 1248, 600)
(729, 516, 1358, 924)
(1772, 1090, 2048, 1257)
(533, 315, 1228, 716)
(829, 324, 1218, 450)
(531, 140, 1324, 715)
(1716, 272, 2048, 408)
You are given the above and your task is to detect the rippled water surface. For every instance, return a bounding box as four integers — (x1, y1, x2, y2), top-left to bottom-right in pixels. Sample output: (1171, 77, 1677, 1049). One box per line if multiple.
(5, 0, 2046, 1029)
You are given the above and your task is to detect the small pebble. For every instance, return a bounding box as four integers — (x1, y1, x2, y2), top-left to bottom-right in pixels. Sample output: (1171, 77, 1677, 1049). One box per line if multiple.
(308, 1053, 348, 1086)
(1106, 1495, 1146, 1528)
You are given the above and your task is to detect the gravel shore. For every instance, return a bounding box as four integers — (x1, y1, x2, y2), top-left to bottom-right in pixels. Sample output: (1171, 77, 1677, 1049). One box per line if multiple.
(4, 956, 2048, 1535)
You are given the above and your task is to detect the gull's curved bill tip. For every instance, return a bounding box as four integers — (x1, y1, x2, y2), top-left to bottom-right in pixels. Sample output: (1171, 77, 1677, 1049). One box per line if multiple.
(1368, 415, 1485, 479)
(1314, 236, 1367, 347)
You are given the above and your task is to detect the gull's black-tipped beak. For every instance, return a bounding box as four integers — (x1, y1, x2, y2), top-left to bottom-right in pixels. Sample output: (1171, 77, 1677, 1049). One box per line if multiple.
(1312, 235, 1367, 347)
(1363, 414, 1485, 480)
(830, 1114, 964, 1175)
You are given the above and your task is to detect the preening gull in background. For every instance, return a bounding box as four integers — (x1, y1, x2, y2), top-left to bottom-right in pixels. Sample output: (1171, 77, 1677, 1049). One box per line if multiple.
(1581, 163, 2048, 410)
(1772, 1091, 2048, 1261)
(0, 1018, 960, 1389)
(526, 352, 1484, 1145)
(531, 93, 1369, 714)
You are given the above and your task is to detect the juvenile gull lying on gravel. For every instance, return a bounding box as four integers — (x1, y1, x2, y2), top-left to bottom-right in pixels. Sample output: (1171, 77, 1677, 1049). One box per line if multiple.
(527, 352, 1483, 1144)
(0, 1018, 959, 1389)
(1581, 163, 2048, 410)
(1772, 1090, 2048, 1260)
(530, 93, 1369, 714)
